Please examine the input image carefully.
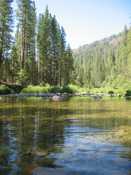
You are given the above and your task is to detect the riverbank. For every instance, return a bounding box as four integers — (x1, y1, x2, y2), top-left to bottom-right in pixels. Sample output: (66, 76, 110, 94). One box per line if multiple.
(0, 84, 131, 99)
(0, 92, 126, 101)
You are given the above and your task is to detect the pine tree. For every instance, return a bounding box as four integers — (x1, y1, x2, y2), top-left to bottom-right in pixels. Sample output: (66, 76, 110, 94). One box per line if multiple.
(37, 6, 52, 84)
(37, 8, 74, 86)
(64, 45, 74, 85)
(17, 0, 36, 84)
(10, 45, 19, 83)
(58, 26, 66, 86)
(50, 15, 61, 85)
(126, 27, 131, 78)
(0, 0, 13, 79)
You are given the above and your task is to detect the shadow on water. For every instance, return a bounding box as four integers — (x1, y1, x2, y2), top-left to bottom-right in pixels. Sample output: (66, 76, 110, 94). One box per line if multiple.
(0, 97, 131, 174)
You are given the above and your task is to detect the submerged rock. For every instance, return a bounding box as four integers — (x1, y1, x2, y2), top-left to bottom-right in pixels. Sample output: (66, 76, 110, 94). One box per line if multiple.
(33, 167, 67, 175)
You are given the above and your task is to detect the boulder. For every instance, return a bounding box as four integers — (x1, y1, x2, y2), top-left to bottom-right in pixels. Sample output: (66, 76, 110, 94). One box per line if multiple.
(52, 95, 68, 101)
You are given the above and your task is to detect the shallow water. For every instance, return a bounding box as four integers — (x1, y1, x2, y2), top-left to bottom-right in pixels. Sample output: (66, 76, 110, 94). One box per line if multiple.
(0, 97, 131, 175)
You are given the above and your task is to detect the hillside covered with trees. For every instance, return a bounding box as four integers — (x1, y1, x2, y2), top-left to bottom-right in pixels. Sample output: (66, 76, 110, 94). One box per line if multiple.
(74, 26, 131, 89)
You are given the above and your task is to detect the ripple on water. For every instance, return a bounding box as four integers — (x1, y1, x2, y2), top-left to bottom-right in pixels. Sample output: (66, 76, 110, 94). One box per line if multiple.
(48, 125, 131, 175)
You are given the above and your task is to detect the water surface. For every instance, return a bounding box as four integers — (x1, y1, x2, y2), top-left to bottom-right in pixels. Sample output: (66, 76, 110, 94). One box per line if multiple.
(0, 97, 131, 175)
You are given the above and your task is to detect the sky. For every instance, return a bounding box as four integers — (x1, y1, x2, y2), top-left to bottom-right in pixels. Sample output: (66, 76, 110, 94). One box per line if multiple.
(34, 0, 130, 48)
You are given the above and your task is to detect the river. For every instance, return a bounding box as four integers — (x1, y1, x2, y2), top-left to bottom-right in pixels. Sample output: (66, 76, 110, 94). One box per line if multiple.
(0, 97, 131, 175)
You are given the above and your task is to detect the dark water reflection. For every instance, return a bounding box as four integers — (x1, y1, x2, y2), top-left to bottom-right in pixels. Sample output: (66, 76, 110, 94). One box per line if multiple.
(0, 97, 131, 175)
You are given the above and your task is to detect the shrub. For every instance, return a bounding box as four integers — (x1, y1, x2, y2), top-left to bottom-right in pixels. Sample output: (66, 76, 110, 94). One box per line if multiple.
(49, 86, 61, 93)
(0, 85, 11, 95)
(108, 90, 114, 96)
(21, 85, 50, 94)
(67, 84, 80, 93)
(125, 90, 131, 97)
(21, 84, 90, 94)
(61, 86, 74, 94)
(61, 84, 89, 94)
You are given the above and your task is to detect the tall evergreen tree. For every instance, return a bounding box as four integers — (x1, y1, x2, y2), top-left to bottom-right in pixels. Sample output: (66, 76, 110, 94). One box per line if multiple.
(37, 6, 52, 84)
(17, 0, 36, 84)
(0, 0, 13, 79)
(10, 45, 19, 83)
(64, 45, 74, 85)
(37, 7, 74, 86)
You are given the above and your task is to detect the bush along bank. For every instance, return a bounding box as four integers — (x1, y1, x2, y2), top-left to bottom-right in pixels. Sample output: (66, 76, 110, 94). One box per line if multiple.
(0, 85, 12, 95)
(1, 84, 131, 99)
(20, 85, 129, 98)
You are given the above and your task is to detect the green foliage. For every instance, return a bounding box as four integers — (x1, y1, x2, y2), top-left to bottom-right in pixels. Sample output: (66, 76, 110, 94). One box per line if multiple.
(108, 90, 114, 96)
(9, 45, 20, 82)
(85, 86, 125, 97)
(73, 26, 131, 90)
(0, 0, 13, 58)
(61, 84, 88, 94)
(37, 7, 73, 86)
(0, 0, 13, 79)
(17, 0, 36, 84)
(0, 1, 131, 92)
(0, 85, 11, 95)
(67, 84, 81, 93)
(125, 90, 131, 97)
(49, 86, 61, 93)
(103, 74, 131, 89)
(21, 85, 50, 94)
(21, 84, 86, 94)
(61, 86, 74, 94)
(17, 69, 28, 86)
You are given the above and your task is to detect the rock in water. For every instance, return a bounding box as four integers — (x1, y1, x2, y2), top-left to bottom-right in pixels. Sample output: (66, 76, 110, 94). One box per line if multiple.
(52, 95, 68, 101)
(52, 95, 60, 101)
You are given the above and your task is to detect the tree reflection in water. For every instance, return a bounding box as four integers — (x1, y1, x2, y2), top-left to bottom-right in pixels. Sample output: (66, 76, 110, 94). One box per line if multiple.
(0, 97, 131, 175)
